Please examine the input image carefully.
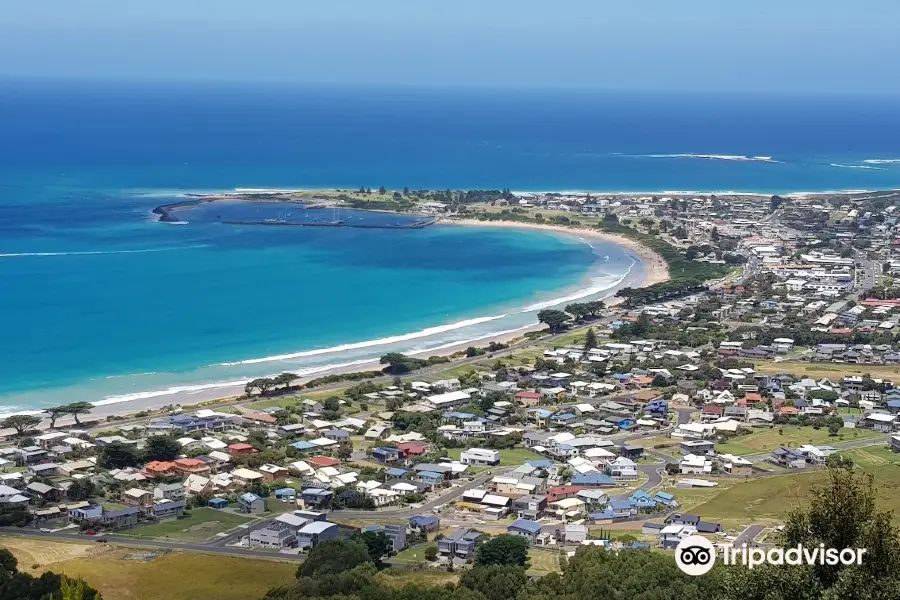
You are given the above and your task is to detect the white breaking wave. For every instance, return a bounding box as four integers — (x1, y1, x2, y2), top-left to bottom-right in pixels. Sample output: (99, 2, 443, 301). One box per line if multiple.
(0, 245, 206, 258)
(520, 261, 635, 313)
(218, 314, 508, 366)
(863, 159, 900, 165)
(830, 163, 885, 171)
(97, 359, 377, 405)
(640, 153, 780, 163)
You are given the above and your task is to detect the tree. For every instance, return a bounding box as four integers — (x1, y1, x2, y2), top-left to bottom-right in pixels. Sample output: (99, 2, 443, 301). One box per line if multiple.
(0, 415, 41, 436)
(723, 468, 900, 600)
(460, 565, 528, 600)
(246, 378, 276, 396)
(378, 185, 387, 195)
(62, 402, 94, 425)
(274, 372, 298, 391)
(0, 548, 100, 600)
(537, 309, 570, 333)
(99, 441, 143, 469)
(337, 443, 352, 462)
(825, 453, 855, 470)
(474, 535, 530, 568)
(324, 397, 341, 413)
(828, 422, 842, 437)
(355, 531, 392, 566)
(403, 185, 410, 195)
(298, 538, 371, 578)
(44, 406, 69, 429)
(584, 327, 598, 350)
(144, 435, 180, 461)
(66, 478, 96, 502)
(424, 544, 438, 561)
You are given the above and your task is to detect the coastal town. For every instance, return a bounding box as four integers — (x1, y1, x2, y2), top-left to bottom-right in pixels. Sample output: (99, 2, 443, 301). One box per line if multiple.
(4, 187, 900, 594)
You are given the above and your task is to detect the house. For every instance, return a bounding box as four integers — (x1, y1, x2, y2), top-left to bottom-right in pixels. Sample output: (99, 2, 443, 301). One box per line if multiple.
(148, 500, 185, 521)
(771, 448, 807, 468)
(891, 435, 900, 453)
(460, 448, 500, 466)
(371, 447, 403, 465)
(183, 474, 213, 496)
(300, 488, 334, 508)
(570, 472, 615, 488)
(274, 487, 297, 503)
(248, 522, 296, 549)
(208, 498, 229, 509)
(362, 524, 407, 553)
(364, 424, 392, 440)
(24, 482, 60, 504)
(101, 506, 141, 530)
(153, 482, 185, 501)
(507, 518, 542, 544)
(425, 391, 471, 410)
(297, 521, 339, 550)
(565, 522, 587, 544)
(617, 444, 644, 459)
(864, 412, 896, 432)
(679, 454, 713, 475)
(123, 488, 153, 508)
(438, 529, 484, 561)
(418, 471, 445, 488)
(0, 485, 29, 513)
(606, 457, 638, 480)
(172, 457, 211, 476)
(231, 468, 264, 487)
(679, 440, 716, 456)
(68, 505, 103, 525)
(259, 464, 289, 483)
(228, 443, 256, 455)
(409, 514, 441, 534)
(238, 492, 268, 514)
(718, 454, 754, 476)
(515, 391, 544, 407)
(27, 463, 59, 477)
(512, 494, 547, 519)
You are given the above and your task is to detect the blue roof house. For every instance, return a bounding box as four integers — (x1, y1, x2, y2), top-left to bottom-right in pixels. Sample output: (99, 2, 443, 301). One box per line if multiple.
(274, 488, 297, 502)
(608, 497, 636, 519)
(385, 467, 409, 479)
(290, 441, 317, 453)
(571, 472, 616, 488)
(208, 498, 229, 509)
(409, 514, 441, 533)
(418, 471, 444, 488)
(653, 491, 677, 507)
(888, 400, 900, 414)
(550, 413, 578, 427)
(507, 518, 542, 543)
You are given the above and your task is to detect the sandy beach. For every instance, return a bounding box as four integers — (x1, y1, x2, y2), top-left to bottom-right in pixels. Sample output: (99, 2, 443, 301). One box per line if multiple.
(22, 218, 671, 428)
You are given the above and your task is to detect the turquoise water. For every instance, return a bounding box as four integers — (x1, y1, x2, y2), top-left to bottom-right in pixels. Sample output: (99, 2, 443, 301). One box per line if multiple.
(0, 187, 637, 410)
(3, 80, 900, 411)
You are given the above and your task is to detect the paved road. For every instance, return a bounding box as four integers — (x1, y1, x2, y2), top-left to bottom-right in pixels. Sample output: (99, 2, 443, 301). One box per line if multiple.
(0, 527, 305, 561)
(675, 407, 696, 425)
(732, 524, 767, 547)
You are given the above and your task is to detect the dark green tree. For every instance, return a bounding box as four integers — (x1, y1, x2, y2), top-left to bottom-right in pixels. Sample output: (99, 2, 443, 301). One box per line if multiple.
(144, 435, 180, 461)
(62, 402, 94, 425)
(474, 535, 530, 568)
(537, 310, 570, 333)
(460, 565, 528, 600)
(0, 415, 41, 436)
(355, 531, 392, 567)
(297, 538, 371, 578)
(99, 441, 143, 469)
(584, 327, 598, 350)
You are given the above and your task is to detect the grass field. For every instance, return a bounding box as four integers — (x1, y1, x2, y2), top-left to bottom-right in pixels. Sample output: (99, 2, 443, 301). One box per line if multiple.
(121, 508, 256, 542)
(715, 426, 882, 456)
(49, 550, 296, 600)
(753, 360, 900, 381)
(0, 537, 98, 569)
(377, 569, 459, 588)
(446, 447, 545, 465)
(527, 549, 561, 575)
(689, 447, 900, 526)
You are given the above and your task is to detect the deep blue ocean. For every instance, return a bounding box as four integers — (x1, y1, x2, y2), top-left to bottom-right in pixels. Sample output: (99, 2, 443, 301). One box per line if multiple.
(1, 80, 899, 412)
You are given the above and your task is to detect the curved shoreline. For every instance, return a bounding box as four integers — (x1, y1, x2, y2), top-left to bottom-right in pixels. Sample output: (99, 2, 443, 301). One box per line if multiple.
(4, 220, 665, 421)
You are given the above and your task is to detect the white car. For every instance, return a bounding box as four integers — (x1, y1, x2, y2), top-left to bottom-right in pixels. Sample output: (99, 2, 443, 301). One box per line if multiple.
(39, 528, 51, 533)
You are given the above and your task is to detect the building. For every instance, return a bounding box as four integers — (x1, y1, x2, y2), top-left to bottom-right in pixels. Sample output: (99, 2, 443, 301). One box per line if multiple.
(297, 521, 339, 550)
(238, 492, 268, 514)
(424, 391, 471, 410)
(507, 518, 542, 544)
(248, 522, 297, 549)
(147, 500, 185, 521)
(409, 514, 441, 534)
(718, 454, 754, 476)
(101, 506, 140, 530)
(459, 448, 500, 466)
(679, 440, 716, 456)
(438, 529, 484, 562)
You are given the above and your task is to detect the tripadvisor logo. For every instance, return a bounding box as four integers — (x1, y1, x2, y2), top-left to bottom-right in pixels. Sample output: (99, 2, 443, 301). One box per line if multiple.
(675, 535, 868, 576)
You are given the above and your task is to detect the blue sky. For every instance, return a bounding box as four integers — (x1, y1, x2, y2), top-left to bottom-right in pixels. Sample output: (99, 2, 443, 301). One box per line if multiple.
(2, 0, 899, 93)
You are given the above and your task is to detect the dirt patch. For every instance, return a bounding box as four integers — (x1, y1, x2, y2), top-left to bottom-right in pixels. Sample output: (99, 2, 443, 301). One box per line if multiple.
(0, 537, 103, 571)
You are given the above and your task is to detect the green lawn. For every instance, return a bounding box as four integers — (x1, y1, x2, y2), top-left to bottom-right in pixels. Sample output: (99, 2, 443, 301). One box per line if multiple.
(690, 447, 900, 526)
(715, 426, 883, 456)
(446, 447, 545, 466)
(120, 508, 256, 542)
(392, 542, 432, 564)
(527, 549, 561, 575)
